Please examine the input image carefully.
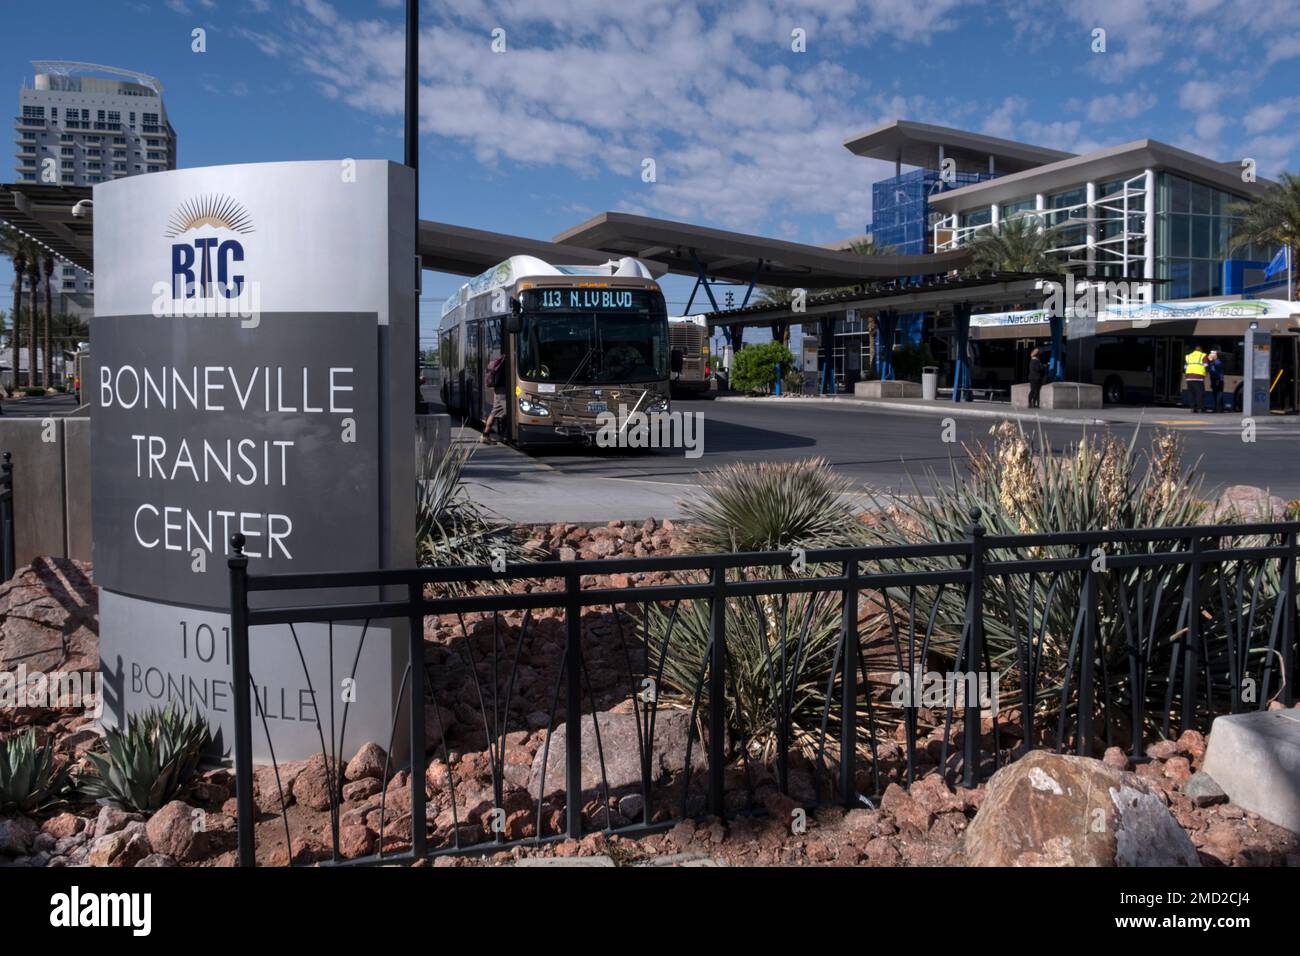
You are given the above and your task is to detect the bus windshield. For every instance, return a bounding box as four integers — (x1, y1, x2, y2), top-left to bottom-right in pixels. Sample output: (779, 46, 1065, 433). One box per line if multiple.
(519, 306, 668, 385)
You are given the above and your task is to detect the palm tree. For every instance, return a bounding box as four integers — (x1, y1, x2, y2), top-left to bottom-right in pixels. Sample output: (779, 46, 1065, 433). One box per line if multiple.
(0, 226, 33, 393)
(41, 251, 54, 388)
(1227, 172, 1300, 299)
(964, 215, 1065, 274)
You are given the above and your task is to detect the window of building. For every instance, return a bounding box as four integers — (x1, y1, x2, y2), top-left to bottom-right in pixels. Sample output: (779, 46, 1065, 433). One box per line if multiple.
(22, 105, 45, 119)
(960, 207, 992, 229)
(1001, 197, 1037, 219)
(1156, 172, 1265, 299)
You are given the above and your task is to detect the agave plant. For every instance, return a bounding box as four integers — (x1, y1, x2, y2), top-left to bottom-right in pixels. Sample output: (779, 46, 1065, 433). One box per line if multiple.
(0, 730, 71, 813)
(79, 704, 209, 812)
(416, 440, 529, 588)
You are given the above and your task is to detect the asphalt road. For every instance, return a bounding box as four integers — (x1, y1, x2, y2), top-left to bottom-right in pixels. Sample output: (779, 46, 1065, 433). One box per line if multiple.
(0, 392, 84, 418)
(424, 385, 1300, 521)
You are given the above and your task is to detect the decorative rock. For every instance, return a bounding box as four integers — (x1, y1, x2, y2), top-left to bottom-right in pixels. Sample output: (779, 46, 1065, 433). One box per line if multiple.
(880, 783, 933, 833)
(1182, 772, 1229, 807)
(291, 753, 340, 812)
(145, 800, 208, 862)
(87, 822, 152, 868)
(0, 558, 98, 674)
(345, 742, 388, 782)
(953, 750, 1198, 867)
(1201, 710, 1300, 832)
(1212, 485, 1288, 522)
(1102, 746, 1129, 771)
(1163, 756, 1192, 786)
(41, 813, 83, 840)
(1176, 729, 1207, 762)
(94, 805, 139, 837)
(1145, 739, 1179, 760)
(342, 778, 382, 802)
(527, 710, 705, 799)
(338, 824, 378, 860)
(0, 816, 39, 856)
(135, 853, 177, 867)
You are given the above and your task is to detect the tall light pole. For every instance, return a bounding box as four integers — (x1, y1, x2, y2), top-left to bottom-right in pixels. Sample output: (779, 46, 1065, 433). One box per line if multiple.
(406, 0, 426, 412)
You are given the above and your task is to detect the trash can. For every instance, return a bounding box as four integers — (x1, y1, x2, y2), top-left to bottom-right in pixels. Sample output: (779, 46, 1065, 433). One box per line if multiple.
(921, 366, 938, 401)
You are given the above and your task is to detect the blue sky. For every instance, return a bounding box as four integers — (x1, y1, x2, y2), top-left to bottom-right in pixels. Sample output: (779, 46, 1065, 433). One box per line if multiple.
(4, 0, 1300, 352)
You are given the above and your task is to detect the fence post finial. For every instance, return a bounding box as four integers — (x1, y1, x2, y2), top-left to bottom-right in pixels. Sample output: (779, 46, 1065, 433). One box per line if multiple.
(230, 532, 247, 560)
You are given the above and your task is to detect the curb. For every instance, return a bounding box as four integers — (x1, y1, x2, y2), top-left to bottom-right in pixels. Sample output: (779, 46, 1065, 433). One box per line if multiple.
(712, 394, 1112, 426)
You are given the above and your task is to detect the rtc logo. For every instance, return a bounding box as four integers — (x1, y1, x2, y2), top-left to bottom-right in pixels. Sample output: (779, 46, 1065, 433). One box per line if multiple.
(166, 193, 254, 300)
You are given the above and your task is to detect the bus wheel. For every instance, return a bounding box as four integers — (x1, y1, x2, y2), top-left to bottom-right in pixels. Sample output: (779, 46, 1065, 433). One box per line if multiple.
(1103, 377, 1124, 405)
(1233, 385, 1244, 413)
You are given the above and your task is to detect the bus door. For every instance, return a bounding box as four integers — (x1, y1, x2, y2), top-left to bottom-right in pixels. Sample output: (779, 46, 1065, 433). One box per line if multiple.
(1153, 336, 1184, 404)
(1271, 333, 1299, 413)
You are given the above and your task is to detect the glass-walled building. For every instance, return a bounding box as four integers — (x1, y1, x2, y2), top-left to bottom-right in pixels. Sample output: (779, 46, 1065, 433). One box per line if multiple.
(926, 139, 1281, 302)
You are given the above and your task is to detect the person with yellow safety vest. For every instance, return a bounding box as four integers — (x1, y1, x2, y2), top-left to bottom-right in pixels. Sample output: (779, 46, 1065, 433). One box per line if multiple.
(1184, 343, 1208, 413)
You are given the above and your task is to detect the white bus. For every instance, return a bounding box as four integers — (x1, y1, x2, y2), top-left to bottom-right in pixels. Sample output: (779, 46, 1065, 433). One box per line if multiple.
(668, 315, 711, 397)
(438, 255, 673, 448)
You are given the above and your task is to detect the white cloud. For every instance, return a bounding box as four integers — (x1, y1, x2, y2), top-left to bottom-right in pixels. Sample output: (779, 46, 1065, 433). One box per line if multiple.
(1178, 79, 1224, 113)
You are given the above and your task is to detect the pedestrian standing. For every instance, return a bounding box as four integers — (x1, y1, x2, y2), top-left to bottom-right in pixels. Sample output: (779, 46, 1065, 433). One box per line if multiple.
(1027, 348, 1044, 409)
(1184, 343, 1208, 413)
(1206, 349, 1225, 413)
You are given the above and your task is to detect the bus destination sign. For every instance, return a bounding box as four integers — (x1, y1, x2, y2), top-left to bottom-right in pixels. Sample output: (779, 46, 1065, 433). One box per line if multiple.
(530, 288, 658, 312)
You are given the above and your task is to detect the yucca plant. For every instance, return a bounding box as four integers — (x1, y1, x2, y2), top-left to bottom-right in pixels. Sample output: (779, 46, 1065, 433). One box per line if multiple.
(416, 441, 529, 590)
(79, 704, 209, 812)
(645, 459, 880, 769)
(0, 730, 71, 813)
(868, 422, 1281, 741)
(681, 457, 867, 553)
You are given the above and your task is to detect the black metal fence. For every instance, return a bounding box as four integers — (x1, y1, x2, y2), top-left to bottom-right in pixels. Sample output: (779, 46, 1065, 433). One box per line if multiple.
(227, 514, 1298, 867)
(1, 452, 14, 581)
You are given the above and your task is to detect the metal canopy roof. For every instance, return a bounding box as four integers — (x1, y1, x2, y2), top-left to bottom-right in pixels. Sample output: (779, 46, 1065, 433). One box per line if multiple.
(417, 219, 621, 277)
(843, 119, 1073, 173)
(0, 183, 94, 271)
(5, 185, 972, 291)
(699, 271, 1159, 330)
(553, 211, 972, 289)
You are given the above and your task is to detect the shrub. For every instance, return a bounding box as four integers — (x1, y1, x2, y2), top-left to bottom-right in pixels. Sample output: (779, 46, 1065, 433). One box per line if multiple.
(682, 457, 865, 553)
(22, 386, 43, 397)
(731, 341, 796, 394)
(867, 423, 1271, 737)
(645, 458, 875, 765)
(416, 441, 528, 587)
(0, 730, 71, 813)
(79, 703, 209, 812)
(891, 342, 936, 382)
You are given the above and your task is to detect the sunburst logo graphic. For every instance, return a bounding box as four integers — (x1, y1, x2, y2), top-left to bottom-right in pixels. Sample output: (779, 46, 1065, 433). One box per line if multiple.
(164, 193, 255, 238)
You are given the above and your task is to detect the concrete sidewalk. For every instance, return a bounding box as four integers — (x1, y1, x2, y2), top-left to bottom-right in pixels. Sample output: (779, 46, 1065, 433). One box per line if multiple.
(713, 394, 1293, 428)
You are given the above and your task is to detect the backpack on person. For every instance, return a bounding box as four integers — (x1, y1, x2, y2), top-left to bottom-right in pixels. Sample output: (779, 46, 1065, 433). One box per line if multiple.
(486, 354, 506, 389)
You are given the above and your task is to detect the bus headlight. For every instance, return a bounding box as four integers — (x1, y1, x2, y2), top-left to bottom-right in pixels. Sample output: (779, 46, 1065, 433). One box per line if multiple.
(519, 396, 550, 417)
(647, 396, 669, 413)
